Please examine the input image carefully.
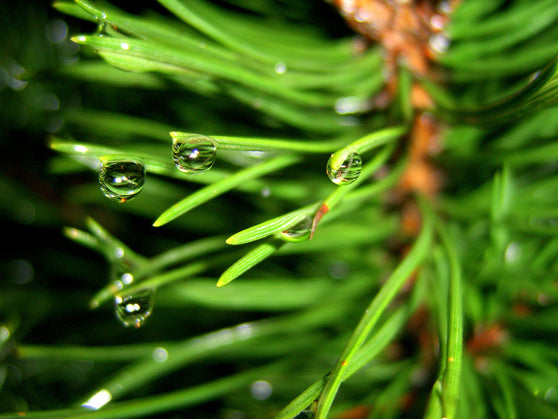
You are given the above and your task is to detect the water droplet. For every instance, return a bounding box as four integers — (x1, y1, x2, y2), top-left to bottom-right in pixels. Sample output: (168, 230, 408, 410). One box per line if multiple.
(251, 380, 273, 400)
(45, 19, 68, 44)
(152, 347, 169, 363)
(99, 156, 145, 203)
(326, 151, 362, 185)
(114, 289, 153, 328)
(172, 135, 216, 174)
(278, 216, 312, 243)
(274, 62, 287, 74)
(428, 33, 450, 54)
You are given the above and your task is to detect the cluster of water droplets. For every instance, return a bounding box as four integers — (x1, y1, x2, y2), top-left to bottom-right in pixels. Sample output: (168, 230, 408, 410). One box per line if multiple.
(326, 150, 362, 185)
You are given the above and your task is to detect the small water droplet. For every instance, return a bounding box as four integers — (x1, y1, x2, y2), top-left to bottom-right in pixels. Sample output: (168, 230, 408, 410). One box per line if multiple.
(274, 62, 287, 74)
(99, 156, 145, 203)
(278, 216, 312, 243)
(251, 380, 273, 400)
(152, 347, 169, 363)
(172, 135, 216, 174)
(428, 33, 450, 54)
(114, 289, 153, 328)
(326, 151, 362, 185)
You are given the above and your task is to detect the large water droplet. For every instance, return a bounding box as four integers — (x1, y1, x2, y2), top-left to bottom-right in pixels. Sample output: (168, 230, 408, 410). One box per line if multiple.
(326, 151, 362, 185)
(114, 289, 153, 328)
(172, 135, 216, 174)
(99, 156, 145, 203)
(278, 216, 312, 243)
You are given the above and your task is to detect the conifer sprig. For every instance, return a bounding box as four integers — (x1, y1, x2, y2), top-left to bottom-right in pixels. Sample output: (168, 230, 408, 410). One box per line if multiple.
(1, 0, 557, 418)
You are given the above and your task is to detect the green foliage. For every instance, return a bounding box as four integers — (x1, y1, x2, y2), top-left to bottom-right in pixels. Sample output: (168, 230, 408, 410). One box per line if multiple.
(1, 0, 558, 418)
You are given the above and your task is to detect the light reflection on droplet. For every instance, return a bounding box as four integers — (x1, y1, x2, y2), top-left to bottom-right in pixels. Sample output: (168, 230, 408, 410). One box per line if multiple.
(251, 380, 273, 400)
(335, 96, 364, 115)
(235, 323, 253, 340)
(274, 62, 287, 74)
(82, 389, 112, 410)
(429, 33, 450, 54)
(206, 329, 234, 348)
(430, 14, 445, 31)
(505, 242, 520, 264)
(152, 347, 169, 363)
(121, 273, 134, 285)
(120, 42, 130, 50)
(0, 326, 10, 343)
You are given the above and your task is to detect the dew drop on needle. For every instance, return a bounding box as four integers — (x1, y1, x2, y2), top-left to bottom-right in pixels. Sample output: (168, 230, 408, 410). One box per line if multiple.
(172, 135, 216, 174)
(114, 289, 154, 328)
(99, 156, 145, 203)
(278, 216, 312, 243)
(326, 151, 362, 185)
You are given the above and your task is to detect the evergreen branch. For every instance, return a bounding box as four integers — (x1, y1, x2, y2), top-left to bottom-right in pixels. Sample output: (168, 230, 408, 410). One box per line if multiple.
(276, 306, 411, 419)
(314, 195, 434, 418)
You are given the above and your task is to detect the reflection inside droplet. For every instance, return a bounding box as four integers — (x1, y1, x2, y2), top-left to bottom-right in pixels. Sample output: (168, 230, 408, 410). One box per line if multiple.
(82, 389, 112, 410)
